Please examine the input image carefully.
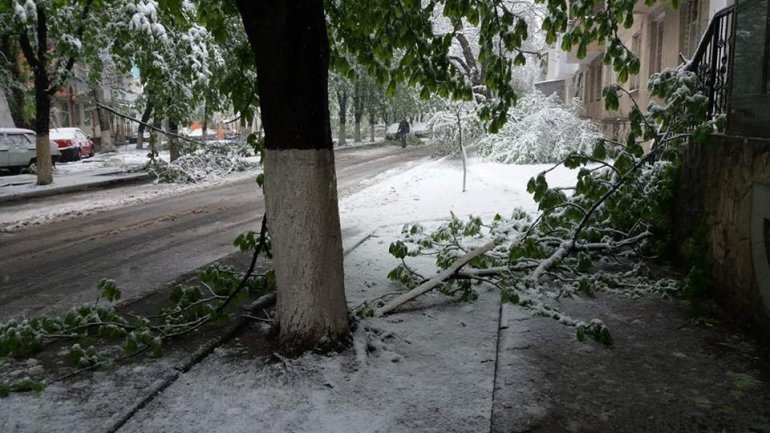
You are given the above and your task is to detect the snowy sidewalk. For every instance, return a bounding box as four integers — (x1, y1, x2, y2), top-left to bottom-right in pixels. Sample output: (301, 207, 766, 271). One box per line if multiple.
(2, 157, 769, 433)
(0, 149, 153, 203)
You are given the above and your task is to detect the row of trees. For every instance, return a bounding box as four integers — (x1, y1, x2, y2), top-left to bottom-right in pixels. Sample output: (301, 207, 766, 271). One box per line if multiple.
(0, 0, 234, 184)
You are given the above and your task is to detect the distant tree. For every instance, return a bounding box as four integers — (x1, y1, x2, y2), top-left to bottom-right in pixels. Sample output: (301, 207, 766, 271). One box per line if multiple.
(3, 0, 96, 184)
(331, 73, 350, 145)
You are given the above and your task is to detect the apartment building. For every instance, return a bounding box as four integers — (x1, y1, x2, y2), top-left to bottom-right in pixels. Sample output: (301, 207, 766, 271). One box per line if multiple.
(51, 65, 142, 143)
(536, 0, 770, 328)
(537, 0, 734, 140)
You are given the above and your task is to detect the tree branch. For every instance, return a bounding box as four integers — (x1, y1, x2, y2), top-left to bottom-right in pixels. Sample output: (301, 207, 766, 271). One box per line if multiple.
(374, 240, 496, 316)
(48, 0, 95, 95)
(93, 102, 206, 147)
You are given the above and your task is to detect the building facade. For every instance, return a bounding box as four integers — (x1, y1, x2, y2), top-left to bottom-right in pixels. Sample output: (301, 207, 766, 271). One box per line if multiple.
(537, 0, 734, 141)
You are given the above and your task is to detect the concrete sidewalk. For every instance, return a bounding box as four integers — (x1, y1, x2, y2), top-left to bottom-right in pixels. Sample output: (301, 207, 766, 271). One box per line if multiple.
(0, 147, 153, 204)
(0, 169, 150, 204)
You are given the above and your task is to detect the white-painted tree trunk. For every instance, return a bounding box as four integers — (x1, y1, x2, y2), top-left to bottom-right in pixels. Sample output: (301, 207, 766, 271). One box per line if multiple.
(94, 87, 115, 153)
(35, 134, 53, 184)
(264, 147, 349, 350)
(338, 122, 346, 146)
(354, 121, 362, 143)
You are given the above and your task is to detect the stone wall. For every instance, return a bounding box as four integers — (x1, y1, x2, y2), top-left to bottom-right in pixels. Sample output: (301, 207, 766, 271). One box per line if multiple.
(676, 134, 770, 327)
(534, 79, 566, 102)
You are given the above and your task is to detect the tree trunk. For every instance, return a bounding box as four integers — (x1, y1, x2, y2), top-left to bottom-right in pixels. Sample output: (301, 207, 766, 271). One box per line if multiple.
(18, 7, 54, 185)
(201, 101, 208, 143)
(93, 87, 115, 152)
(368, 110, 376, 142)
(136, 102, 153, 150)
(239, 117, 247, 139)
(457, 110, 467, 192)
(150, 121, 161, 156)
(169, 120, 180, 162)
(338, 121, 346, 146)
(337, 86, 348, 146)
(353, 79, 364, 143)
(236, 0, 350, 353)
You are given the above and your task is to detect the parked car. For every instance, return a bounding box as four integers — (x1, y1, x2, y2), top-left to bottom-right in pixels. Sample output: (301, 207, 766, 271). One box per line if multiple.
(385, 121, 431, 140)
(0, 128, 60, 174)
(50, 127, 94, 162)
(385, 123, 400, 140)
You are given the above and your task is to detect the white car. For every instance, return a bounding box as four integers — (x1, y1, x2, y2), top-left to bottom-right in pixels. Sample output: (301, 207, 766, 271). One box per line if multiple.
(0, 128, 60, 174)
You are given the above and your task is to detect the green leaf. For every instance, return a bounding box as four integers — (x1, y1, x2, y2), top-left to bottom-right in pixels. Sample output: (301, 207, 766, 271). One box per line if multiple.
(97, 279, 121, 302)
(592, 140, 607, 160)
(389, 241, 409, 259)
(603, 85, 619, 111)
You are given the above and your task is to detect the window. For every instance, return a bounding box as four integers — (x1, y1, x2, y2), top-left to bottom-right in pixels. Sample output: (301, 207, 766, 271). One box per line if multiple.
(648, 15, 665, 76)
(630, 33, 642, 90)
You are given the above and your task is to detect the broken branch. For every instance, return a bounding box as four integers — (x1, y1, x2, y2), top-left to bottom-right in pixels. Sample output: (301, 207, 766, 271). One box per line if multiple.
(374, 240, 496, 316)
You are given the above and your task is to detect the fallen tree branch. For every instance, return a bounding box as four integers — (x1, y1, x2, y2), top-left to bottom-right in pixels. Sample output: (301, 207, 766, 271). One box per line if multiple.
(374, 240, 496, 316)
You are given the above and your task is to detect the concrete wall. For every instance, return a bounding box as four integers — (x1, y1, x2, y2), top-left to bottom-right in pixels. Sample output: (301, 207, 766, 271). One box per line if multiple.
(0, 91, 15, 128)
(534, 79, 566, 101)
(676, 134, 770, 326)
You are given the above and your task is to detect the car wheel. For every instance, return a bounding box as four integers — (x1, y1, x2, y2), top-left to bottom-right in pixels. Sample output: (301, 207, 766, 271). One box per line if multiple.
(8, 166, 22, 175)
(73, 148, 81, 161)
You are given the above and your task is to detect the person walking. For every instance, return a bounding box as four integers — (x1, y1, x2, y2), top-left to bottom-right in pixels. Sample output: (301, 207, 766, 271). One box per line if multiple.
(397, 118, 410, 148)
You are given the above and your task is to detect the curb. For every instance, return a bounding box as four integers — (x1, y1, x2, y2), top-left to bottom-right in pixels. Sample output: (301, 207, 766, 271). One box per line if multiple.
(0, 172, 152, 205)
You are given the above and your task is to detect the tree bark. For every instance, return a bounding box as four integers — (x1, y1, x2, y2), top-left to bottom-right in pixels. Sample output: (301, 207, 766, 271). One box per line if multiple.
(93, 86, 115, 152)
(368, 109, 377, 142)
(136, 102, 153, 150)
(353, 79, 364, 143)
(150, 121, 161, 156)
(201, 101, 208, 143)
(457, 110, 466, 192)
(236, 0, 350, 353)
(169, 120, 180, 162)
(336, 86, 348, 145)
(18, 8, 53, 185)
(338, 121, 346, 146)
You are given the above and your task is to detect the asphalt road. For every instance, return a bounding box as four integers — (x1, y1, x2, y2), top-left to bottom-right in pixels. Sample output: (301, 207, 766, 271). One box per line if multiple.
(0, 143, 434, 320)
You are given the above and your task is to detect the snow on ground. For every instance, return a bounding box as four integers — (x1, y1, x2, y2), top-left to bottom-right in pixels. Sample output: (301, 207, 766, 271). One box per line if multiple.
(119, 158, 573, 432)
(120, 225, 501, 433)
(339, 156, 579, 239)
(0, 156, 575, 432)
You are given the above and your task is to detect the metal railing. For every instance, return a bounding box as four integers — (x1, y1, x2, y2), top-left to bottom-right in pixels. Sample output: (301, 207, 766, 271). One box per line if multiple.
(686, 5, 736, 119)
